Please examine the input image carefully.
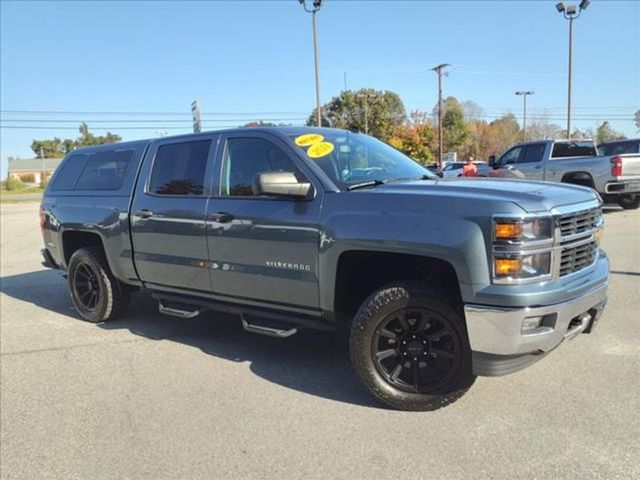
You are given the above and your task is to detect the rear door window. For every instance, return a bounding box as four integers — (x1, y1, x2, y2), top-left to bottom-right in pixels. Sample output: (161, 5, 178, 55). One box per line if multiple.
(74, 150, 134, 190)
(520, 143, 546, 163)
(149, 140, 211, 195)
(49, 153, 90, 190)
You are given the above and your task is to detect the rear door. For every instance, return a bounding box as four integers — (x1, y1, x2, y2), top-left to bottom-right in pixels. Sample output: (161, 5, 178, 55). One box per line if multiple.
(130, 134, 219, 292)
(206, 131, 322, 309)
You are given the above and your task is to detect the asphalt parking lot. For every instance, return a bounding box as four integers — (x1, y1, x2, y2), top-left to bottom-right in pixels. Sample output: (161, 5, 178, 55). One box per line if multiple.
(1, 202, 639, 480)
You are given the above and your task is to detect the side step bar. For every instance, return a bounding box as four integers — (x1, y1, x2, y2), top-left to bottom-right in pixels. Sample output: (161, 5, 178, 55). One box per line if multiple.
(241, 315, 298, 338)
(150, 292, 333, 334)
(158, 300, 201, 319)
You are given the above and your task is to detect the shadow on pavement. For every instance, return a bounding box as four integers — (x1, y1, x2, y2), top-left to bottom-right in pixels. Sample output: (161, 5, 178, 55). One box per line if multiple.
(0, 269, 376, 408)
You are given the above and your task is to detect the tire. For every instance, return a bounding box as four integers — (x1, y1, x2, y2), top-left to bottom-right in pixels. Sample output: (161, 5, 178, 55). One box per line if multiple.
(349, 281, 475, 411)
(617, 194, 640, 210)
(67, 247, 130, 323)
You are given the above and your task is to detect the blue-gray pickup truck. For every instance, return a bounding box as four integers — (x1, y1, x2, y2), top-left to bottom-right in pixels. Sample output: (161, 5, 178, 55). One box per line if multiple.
(40, 127, 609, 410)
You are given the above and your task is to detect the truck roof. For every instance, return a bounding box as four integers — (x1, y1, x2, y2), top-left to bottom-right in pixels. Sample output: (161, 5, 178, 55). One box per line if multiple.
(67, 127, 355, 156)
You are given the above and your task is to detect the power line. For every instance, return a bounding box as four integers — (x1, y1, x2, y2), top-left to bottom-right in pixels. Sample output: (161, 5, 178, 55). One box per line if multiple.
(0, 109, 308, 115)
(0, 118, 308, 123)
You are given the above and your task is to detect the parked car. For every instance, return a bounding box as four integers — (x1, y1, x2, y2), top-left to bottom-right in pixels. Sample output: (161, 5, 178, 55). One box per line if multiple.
(488, 139, 640, 209)
(40, 127, 609, 411)
(439, 161, 490, 178)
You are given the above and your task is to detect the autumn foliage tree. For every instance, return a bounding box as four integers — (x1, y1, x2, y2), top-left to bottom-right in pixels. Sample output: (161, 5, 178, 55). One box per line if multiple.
(31, 122, 121, 158)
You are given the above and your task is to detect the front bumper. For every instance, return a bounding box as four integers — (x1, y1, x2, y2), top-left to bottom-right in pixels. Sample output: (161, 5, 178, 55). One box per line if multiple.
(464, 259, 608, 376)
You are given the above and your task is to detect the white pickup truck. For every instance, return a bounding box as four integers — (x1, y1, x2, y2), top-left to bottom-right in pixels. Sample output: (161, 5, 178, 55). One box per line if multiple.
(488, 139, 640, 209)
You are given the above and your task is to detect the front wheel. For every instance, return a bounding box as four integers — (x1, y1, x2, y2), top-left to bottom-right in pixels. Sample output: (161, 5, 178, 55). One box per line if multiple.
(349, 281, 475, 411)
(618, 194, 640, 210)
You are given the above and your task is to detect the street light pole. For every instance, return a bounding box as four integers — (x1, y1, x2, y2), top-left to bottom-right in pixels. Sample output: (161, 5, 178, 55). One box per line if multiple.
(515, 91, 535, 141)
(299, 0, 324, 127)
(555, 0, 590, 140)
(432, 63, 450, 169)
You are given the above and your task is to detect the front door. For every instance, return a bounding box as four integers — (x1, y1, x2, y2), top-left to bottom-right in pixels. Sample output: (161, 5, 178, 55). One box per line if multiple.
(131, 135, 218, 292)
(206, 132, 322, 309)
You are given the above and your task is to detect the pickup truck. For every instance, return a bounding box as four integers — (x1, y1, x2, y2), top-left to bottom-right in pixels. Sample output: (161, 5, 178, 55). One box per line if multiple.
(40, 127, 609, 411)
(487, 139, 640, 209)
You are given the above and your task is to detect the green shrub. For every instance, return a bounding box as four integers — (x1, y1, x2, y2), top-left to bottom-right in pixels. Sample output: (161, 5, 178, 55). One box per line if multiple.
(4, 177, 26, 191)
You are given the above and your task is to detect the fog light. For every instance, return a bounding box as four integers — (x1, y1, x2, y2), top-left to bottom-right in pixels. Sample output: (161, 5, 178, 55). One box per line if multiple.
(522, 316, 543, 333)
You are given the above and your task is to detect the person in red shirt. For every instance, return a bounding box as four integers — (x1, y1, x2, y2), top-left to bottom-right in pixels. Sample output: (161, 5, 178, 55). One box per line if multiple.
(462, 156, 478, 177)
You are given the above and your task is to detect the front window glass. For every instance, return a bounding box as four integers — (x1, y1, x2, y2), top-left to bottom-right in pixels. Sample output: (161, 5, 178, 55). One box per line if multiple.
(289, 131, 434, 189)
(499, 147, 522, 165)
(221, 138, 304, 197)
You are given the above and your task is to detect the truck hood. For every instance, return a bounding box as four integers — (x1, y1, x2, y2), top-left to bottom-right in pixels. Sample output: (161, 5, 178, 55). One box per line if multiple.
(368, 178, 599, 213)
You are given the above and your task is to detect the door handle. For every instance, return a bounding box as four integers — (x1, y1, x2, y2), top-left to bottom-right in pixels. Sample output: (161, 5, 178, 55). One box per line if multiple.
(135, 209, 154, 218)
(210, 211, 234, 223)
(534, 165, 542, 169)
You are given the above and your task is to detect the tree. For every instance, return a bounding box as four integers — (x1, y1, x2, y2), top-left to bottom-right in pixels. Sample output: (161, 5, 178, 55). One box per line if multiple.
(31, 138, 67, 158)
(388, 110, 436, 164)
(442, 103, 469, 153)
(460, 100, 485, 121)
(308, 88, 406, 141)
(635, 109, 640, 132)
(31, 123, 122, 157)
(486, 114, 521, 157)
(595, 121, 626, 144)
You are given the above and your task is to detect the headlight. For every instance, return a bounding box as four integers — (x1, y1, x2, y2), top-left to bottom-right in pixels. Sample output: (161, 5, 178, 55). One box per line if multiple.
(494, 252, 551, 280)
(494, 217, 552, 242)
(492, 216, 553, 284)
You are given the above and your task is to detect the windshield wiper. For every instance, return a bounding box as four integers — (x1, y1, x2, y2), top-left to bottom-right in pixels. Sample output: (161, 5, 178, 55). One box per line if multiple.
(346, 179, 386, 191)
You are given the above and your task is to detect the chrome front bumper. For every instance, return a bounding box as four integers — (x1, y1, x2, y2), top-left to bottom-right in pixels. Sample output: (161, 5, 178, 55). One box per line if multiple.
(464, 279, 608, 359)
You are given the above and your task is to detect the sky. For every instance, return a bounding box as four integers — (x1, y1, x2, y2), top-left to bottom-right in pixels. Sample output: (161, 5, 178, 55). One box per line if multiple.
(1, 0, 639, 177)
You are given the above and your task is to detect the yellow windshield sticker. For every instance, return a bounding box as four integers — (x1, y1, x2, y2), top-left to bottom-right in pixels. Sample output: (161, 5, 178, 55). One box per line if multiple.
(307, 141, 335, 158)
(295, 133, 324, 147)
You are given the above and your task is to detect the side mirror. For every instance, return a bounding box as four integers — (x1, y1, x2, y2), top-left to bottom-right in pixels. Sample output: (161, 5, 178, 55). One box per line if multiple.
(488, 155, 497, 168)
(252, 171, 313, 199)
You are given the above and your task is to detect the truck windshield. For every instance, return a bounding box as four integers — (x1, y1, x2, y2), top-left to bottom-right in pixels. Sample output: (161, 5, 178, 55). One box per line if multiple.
(289, 131, 435, 189)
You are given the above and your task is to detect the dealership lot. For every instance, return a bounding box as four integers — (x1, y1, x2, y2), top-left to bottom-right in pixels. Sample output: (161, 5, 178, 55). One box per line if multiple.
(1, 202, 639, 480)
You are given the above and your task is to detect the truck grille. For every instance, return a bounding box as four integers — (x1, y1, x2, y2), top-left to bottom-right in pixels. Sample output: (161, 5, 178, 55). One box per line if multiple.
(559, 240, 598, 277)
(559, 208, 601, 237)
(558, 207, 602, 277)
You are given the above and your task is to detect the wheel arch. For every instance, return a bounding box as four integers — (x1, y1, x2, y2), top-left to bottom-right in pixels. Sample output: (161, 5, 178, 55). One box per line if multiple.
(561, 171, 596, 189)
(331, 250, 463, 324)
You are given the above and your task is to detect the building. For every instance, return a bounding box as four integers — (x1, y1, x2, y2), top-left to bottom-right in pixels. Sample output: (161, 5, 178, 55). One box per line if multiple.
(7, 157, 63, 185)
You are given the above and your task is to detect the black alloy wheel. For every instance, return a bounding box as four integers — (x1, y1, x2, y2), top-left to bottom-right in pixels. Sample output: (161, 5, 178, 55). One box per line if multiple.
(372, 307, 462, 394)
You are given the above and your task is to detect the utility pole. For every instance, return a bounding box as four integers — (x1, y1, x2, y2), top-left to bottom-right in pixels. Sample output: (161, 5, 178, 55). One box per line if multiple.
(40, 147, 45, 185)
(299, 1, 324, 127)
(515, 91, 535, 141)
(556, 1, 590, 140)
(432, 63, 450, 169)
(343, 71, 348, 92)
(191, 100, 201, 133)
(355, 93, 373, 135)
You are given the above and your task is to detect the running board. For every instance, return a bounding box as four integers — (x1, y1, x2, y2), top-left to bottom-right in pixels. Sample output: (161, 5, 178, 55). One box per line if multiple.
(241, 315, 298, 338)
(158, 300, 200, 319)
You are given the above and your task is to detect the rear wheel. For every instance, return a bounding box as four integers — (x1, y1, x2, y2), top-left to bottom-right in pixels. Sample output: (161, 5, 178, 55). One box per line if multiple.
(67, 247, 130, 323)
(349, 281, 475, 411)
(618, 194, 640, 210)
